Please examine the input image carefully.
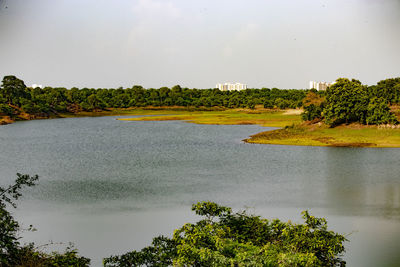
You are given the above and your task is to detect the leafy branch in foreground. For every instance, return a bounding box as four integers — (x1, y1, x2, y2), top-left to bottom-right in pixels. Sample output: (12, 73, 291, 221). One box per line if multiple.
(0, 174, 90, 266)
(104, 201, 347, 267)
(0, 173, 38, 208)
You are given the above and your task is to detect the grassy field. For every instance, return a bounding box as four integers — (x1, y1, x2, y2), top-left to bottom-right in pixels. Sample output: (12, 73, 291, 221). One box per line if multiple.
(118, 108, 301, 127)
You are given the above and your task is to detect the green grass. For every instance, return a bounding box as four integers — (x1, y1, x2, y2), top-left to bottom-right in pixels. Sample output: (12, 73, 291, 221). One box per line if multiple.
(245, 123, 400, 147)
(118, 109, 301, 127)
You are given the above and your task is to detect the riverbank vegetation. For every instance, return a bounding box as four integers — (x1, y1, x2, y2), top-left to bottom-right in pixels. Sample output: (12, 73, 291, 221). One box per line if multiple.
(2, 75, 400, 147)
(247, 78, 400, 147)
(0, 75, 306, 125)
(104, 201, 347, 266)
(304, 78, 399, 126)
(245, 123, 400, 147)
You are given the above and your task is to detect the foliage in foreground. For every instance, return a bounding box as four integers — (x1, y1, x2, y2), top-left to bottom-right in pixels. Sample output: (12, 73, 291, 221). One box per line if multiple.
(104, 202, 347, 267)
(1, 176, 347, 266)
(0, 174, 90, 266)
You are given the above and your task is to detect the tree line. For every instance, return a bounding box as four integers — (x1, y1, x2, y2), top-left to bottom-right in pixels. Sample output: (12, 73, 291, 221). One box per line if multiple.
(2, 75, 399, 126)
(0, 75, 306, 118)
(302, 78, 400, 126)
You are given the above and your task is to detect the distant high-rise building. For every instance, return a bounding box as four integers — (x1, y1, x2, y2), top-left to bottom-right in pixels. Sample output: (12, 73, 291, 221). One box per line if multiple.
(216, 82, 247, 91)
(31, 84, 43, 89)
(309, 81, 334, 91)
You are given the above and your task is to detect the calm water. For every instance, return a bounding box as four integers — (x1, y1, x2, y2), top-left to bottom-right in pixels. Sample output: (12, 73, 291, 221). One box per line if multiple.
(1, 116, 400, 266)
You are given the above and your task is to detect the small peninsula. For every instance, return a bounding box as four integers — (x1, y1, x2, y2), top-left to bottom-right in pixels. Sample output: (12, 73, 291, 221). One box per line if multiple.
(2, 75, 400, 147)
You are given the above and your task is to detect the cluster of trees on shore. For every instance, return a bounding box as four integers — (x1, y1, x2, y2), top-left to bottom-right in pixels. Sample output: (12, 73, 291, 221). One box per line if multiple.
(302, 78, 400, 126)
(0, 75, 306, 118)
(1, 175, 347, 266)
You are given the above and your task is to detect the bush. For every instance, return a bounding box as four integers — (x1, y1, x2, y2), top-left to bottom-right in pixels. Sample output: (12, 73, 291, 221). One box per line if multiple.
(104, 202, 347, 266)
(366, 97, 398, 125)
(264, 100, 274, 109)
(301, 91, 325, 122)
(0, 104, 14, 116)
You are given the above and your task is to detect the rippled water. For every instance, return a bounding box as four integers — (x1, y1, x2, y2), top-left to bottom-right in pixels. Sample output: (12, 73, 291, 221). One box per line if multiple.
(1, 116, 399, 266)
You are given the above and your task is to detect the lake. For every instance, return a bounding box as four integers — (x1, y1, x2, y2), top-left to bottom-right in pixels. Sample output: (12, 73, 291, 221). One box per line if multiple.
(0, 116, 399, 266)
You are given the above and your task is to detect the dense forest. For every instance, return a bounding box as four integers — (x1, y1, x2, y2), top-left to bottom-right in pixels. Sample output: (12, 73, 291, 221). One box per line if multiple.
(0, 75, 306, 118)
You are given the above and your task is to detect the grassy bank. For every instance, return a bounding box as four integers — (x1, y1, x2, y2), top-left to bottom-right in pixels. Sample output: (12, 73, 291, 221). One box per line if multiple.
(120, 108, 400, 147)
(3, 106, 400, 148)
(244, 123, 400, 147)
(0, 106, 225, 124)
(118, 108, 301, 127)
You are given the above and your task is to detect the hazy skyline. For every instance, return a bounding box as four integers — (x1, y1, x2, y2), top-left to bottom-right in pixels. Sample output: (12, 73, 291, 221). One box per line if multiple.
(0, 0, 399, 89)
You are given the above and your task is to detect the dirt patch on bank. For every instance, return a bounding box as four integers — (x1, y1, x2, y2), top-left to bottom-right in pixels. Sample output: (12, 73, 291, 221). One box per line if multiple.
(283, 109, 303, 115)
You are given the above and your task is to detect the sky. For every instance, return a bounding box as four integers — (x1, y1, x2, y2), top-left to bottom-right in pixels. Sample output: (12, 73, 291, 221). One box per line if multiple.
(0, 0, 399, 89)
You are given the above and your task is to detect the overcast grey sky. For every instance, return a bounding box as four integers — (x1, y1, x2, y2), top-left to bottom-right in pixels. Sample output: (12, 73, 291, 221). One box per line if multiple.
(0, 0, 399, 89)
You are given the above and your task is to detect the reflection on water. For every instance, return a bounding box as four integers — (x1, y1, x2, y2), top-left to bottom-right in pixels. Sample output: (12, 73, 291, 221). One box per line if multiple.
(0, 116, 399, 266)
(323, 148, 400, 220)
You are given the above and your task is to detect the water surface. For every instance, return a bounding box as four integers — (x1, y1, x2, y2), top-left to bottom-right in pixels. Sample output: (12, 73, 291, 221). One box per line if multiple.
(0, 116, 399, 266)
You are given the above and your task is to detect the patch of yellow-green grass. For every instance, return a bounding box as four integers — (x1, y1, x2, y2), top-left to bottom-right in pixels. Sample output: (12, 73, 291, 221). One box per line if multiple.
(60, 108, 184, 118)
(245, 123, 400, 148)
(62, 107, 230, 118)
(118, 109, 301, 128)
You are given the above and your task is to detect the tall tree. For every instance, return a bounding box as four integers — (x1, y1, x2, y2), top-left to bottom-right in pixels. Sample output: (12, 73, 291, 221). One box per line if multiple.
(0, 75, 27, 105)
(324, 78, 369, 125)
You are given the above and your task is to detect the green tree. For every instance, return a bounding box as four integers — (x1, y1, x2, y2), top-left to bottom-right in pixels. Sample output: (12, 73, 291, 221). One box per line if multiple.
(264, 99, 274, 109)
(104, 202, 347, 267)
(246, 99, 256, 109)
(0, 75, 27, 105)
(275, 98, 289, 109)
(0, 104, 14, 117)
(366, 97, 398, 125)
(87, 94, 105, 110)
(372, 78, 400, 104)
(301, 91, 325, 121)
(324, 78, 398, 126)
(324, 78, 369, 126)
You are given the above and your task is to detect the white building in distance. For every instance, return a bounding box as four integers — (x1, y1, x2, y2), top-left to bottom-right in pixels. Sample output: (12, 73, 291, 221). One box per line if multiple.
(216, 82, 247, 91)
(309, 81, 335, 91)
(31, 84, 43, 89)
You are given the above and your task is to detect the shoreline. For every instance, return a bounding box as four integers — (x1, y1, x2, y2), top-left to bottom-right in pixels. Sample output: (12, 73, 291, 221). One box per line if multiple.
(2, 107, 400, 148)
(0, 107, 220, 125)
(118, 109, 400, 148)
(244, 123, 400, 148)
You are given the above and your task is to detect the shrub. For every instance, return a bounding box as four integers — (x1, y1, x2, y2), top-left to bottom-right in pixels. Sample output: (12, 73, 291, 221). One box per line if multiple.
(104, 202, 347, 267)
